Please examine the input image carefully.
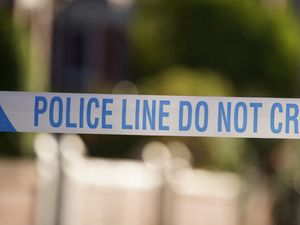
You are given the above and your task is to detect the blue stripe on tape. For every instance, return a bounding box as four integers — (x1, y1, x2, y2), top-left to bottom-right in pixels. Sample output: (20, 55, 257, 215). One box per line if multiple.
(0, 106, 16, 132)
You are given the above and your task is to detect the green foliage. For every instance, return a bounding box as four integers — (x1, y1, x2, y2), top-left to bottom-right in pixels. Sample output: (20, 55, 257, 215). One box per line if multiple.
(0, 12, 21, 91)
(129, 0, 300, 97)
(0, 11, 22, 156)
(205, 138, 246, 172)
(139, 67, 233, 96)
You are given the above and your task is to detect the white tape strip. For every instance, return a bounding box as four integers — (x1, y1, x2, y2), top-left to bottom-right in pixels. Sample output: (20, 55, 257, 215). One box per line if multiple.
(0, 91, 299, 139)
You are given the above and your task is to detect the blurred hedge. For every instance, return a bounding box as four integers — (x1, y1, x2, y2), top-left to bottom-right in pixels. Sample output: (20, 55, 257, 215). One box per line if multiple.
(129, 0, 300, 97)
(0, 11, 22, 156)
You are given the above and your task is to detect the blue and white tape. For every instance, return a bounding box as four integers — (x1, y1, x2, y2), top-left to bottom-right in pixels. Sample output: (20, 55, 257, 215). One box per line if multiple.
(0, 91, 299, 139)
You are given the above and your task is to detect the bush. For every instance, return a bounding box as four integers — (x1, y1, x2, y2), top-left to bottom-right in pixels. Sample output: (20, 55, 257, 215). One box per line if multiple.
(0, 11, 22, 156)
(129, 0, 300, 97)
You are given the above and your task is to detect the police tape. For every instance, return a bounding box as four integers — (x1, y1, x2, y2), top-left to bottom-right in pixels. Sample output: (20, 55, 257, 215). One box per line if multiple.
(0, 91, 299, 139)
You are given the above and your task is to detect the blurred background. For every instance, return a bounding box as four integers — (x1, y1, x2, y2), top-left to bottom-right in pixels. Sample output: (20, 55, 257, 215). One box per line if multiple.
(1, 0, 300, 224)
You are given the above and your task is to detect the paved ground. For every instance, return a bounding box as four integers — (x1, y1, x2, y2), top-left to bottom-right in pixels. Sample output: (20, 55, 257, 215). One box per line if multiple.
(0, 159, 36, 225)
